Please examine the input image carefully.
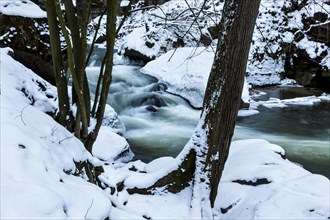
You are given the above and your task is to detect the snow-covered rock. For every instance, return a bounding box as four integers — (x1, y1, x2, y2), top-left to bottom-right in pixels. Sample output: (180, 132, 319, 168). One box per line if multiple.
(141, 47, 250, 108)
(102, 138, 330, 219)
(144, 156, 175, 173)
(92, 126, 134, 163)
(214, 139, 330, 219)
(257, 95, 330, 108)
(246, 1, 329, 87)
(101, 103, 126, 134)
(0, 0, 46, 18)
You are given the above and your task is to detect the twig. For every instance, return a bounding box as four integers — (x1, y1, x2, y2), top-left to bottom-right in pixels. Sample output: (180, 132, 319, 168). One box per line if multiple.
(84, 199, 94, 219)
(14, 104, 30, 126)
(51, 123, 58, 136)
(86, 8, 107, 66)
(58, 135, 74, 144)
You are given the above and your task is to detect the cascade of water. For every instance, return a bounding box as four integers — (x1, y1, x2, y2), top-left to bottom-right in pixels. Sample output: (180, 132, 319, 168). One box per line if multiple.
(86, 47, 330, 178)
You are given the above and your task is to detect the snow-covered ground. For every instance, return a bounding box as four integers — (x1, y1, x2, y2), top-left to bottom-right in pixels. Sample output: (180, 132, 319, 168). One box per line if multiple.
(1, 1, 330, 219)
(1, 47, 329, 219)
(100, 138, 330, 219)
(0, 47, 111, 219)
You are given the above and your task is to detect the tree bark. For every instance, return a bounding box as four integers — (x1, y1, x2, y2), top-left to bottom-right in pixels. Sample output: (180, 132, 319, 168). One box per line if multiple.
(123, 0, 261, 215)
(85, 0, 118, 152)
(63, 0, 90, 139)
(202, 0, 261, 207)
(45, 0, 73, 129)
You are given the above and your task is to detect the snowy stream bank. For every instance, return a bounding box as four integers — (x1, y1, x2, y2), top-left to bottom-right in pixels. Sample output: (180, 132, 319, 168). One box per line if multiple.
(1, 46, 330, 219)
(1, 0, 329, 219)
(87, 46, 330, 178)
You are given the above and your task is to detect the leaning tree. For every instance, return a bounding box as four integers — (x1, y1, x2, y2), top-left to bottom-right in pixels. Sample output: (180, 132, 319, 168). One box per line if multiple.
(45, 0, 261, 215)
(124, 0, 261, 217)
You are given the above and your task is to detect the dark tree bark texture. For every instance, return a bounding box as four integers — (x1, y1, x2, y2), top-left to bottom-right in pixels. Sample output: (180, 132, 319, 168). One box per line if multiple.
(45, 0, 73, 129)
(124, 1, 261, 213)
(45, 0, 118, 184)
(202, 0, 261, 207)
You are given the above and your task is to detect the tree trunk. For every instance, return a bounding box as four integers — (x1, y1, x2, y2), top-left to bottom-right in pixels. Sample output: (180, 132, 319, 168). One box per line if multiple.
(63, 0, 90, 139)
(45, 0, 73, 129)
(202, 0, 261, 207)
(124, 0, 260, 216)
(85, 0, 117, 152)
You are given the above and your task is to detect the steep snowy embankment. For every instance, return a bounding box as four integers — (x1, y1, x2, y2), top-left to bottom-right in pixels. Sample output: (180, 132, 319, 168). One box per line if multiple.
(0, 48, 112, 219)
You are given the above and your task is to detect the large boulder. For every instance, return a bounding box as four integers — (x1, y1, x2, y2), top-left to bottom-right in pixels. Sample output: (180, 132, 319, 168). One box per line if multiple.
(0, 14, 51, 62)
(0, 1, 57, 85)
(9, 49, 56, 85)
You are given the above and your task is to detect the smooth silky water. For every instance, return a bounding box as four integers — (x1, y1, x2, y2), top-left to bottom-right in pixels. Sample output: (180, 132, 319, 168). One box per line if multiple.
(86, 51, 329, 178)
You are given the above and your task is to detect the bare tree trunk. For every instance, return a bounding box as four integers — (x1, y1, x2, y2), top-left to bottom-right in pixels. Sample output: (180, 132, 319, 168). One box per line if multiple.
(45, 0, 117, 184)
(63, 0, 90, 139)
(202, 0, 261, 207)
(45, 0, 73, 130)
(124, 0, 260, 216)
(85, 0, 117, 152)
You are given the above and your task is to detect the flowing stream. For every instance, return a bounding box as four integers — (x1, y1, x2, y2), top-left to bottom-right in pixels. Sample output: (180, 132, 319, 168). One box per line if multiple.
(87, 50, 329, 178)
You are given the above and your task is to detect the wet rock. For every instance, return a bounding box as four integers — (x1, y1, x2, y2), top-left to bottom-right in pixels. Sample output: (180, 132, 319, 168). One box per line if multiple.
(146, 82, 168, 92)
(9, 49, 56, 86)
(240, 99, 250, 109)
(124, 48, 155, 63)
(283, 45, 328, 88)
(200, 33, 212, 46)
(0, 14, 59, 85)
(141, 94, 167, 107)
(146, 105, 157, 112)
